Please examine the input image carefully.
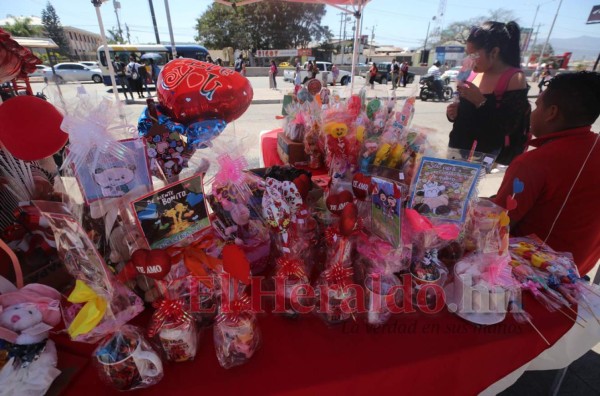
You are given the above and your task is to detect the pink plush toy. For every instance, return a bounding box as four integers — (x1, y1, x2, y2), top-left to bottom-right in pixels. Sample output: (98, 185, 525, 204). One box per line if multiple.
(0, 283, 62, 396)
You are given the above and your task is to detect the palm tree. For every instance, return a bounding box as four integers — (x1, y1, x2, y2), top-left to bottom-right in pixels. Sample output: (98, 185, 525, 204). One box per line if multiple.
(2, 16, 43, 37)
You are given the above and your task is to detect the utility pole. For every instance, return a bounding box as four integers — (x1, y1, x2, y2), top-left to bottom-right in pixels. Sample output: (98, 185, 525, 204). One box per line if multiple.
(148, 0, 161, 44)
(539, 0, 563, 66)
(338, 11, 344, 61)
(527, 4, 540, 54)
(164, 0, 177, 58)
(125, 23, 131, 44)
(113, 0, 123, 40)
(342, 9, 349, 65)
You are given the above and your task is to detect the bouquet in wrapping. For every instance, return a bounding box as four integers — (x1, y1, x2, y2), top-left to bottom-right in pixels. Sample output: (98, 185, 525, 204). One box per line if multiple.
(207, 153, 270, 275)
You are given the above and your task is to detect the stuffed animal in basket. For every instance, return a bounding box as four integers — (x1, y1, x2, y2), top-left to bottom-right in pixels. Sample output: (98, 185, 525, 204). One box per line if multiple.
(0, 283, 62, 396)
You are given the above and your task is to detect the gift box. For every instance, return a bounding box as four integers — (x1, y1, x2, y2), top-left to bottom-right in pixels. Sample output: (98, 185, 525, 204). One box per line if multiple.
(277, 132, 308, 167)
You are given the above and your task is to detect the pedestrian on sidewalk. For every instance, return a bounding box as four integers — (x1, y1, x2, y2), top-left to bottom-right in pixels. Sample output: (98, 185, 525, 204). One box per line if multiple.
(401, 61, 410, 87)
(269, 59, 278, 90)
(331, 64, 339, 86)
(149, 58, 160, 85)
(369, 63, 378, 89)
(391, 60, 400, 89)
(112, 57, 133, 101)
(538, 65, 552, 93)
(139, 60, 152, 97)
(126, 55, 144, 99)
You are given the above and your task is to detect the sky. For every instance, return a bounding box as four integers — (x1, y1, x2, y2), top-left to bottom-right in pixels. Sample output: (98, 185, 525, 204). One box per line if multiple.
(1, 0, 599, 51)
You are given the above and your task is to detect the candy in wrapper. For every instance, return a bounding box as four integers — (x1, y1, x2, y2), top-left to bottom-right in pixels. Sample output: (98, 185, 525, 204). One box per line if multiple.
(274, 255, 311, 317)
(148, 298, 198, 362)
(315, 263, 356, 325)
(94, 325, 163, 391)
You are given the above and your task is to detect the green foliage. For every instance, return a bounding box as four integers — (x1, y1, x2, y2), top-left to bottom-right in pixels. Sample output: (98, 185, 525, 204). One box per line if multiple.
(107, 27, 125, 44)
(195, 1, 332, 50)
(1, 16, 43, 37)
(433, 8, 518, 46)
(41, 2, 71, 57)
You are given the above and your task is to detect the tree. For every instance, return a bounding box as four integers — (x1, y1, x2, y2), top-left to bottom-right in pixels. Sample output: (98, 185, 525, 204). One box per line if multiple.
(1, 16, 43, 37)
(41, 2, 71, 57)
(195, 1, 332, 51)
(432, 8, 518, 46)
(107, 27, 125, 44)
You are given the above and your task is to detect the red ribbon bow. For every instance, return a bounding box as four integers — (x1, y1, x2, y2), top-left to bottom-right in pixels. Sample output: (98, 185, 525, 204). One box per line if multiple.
(324, 263, 353, 290)
(276, 256, 307, 280)
(148, 298, 193, 338)
(216, 294, 252, 325)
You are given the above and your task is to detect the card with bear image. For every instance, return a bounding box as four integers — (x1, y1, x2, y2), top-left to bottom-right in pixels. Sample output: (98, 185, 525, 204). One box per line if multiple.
(131, 174, 209, 249)
(371, 176, 404, 248)
(72, 138, 152, 204)
(408, 157, 482, 223)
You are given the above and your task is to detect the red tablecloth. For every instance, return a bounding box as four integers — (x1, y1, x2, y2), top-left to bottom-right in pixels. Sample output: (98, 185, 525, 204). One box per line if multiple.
(55, 293, 573, 396)
(261, 128, 285, 167)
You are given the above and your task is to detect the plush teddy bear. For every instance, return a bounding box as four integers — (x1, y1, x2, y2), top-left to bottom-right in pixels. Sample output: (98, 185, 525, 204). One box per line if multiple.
(0, 283, 62, 396)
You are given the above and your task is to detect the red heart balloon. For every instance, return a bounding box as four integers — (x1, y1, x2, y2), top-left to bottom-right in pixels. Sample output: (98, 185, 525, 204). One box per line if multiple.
(132, 248, 171, 280)
(293, 174, 310, 201)
(325, 190, 354, 215)
(505, 195, 518, 211)
(339, 202, 358, 236)
(352, 173, 373, 201)
(157, 59, 253, 124)
(0, 96, 68, 161)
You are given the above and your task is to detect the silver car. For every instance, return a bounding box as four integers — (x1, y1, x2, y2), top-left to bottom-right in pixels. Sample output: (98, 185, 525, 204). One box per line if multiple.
(42, 62, 103, 84)
(79, 61, 100, 68)
(29, 64, 52, 78)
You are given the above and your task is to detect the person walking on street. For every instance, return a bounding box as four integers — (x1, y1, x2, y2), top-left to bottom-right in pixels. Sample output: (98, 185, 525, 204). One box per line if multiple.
(139, 60, 151, 97)
(234, 54, 244, 73)
(126, 56, 144, 99)
(331, 64, 340, 86)
(369, 63, 378, 89)
(427, 60, 444, 100)
(269, 59, 278, 89)
(391, 60, 400, 89)
(401, 61, 410, 87)
(149, 58, 160, 85)
(112, 57, 133, 101)
(538, 65, 552, 93)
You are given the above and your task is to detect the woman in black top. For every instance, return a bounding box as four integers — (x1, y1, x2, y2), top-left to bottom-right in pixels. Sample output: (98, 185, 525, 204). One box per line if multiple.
(447, 21, 530, 165)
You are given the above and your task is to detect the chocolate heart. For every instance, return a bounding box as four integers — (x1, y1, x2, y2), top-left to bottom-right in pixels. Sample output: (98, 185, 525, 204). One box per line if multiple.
(157, 59, 253, 124)
(293, 174, 310, 201)
(352, 173, 372, 201)
(132, 248, 171, 280)
(339, 203, 358, 236)
(325, 190, 354, 215)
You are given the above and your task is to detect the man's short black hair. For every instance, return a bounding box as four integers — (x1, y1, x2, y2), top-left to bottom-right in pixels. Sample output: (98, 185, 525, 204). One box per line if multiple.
(542, 71, 600, 127)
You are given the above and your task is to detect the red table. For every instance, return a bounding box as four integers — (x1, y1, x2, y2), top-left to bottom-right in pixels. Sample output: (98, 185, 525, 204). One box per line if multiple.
(54, 293, 573, 396)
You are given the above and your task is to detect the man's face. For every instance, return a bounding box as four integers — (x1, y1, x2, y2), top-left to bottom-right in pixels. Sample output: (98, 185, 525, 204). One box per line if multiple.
(531, 90, 548, 137)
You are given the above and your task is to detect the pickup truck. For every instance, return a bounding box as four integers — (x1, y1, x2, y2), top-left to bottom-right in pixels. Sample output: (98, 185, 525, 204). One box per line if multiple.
(283, 61, 352, 86)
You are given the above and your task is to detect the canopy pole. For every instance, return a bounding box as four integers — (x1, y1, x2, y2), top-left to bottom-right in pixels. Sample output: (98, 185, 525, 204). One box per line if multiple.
(164, 0, 177, 59)
(349, 2, 363, 93)
(92, 1, 121, 106)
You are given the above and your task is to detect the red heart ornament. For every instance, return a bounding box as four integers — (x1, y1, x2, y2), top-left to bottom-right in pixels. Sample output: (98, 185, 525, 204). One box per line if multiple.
(222, 244, 251, 285)
(352, 173, 372, 201)
(157, 59, 253, 124)
(505, 195, 518, 211)
(293, 174, 310, 201)
(132, 249, 171, 280)
(339, 203, 358, 236)
(325, 190, 354, 215)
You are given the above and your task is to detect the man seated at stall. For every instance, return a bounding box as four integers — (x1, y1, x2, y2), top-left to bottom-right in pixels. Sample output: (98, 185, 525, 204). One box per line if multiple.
(493, 71, 600, 276)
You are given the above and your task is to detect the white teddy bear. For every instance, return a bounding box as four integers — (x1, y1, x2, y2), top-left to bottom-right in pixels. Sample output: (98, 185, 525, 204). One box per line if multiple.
(0, 284, 62, 396)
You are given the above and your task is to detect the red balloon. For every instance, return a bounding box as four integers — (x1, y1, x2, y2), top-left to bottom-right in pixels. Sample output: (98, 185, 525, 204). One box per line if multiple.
(0, 96, 68, 161)
(131, 248, 171, 280)
(325, 190, 354, 215)
(157, 59, 253, 124)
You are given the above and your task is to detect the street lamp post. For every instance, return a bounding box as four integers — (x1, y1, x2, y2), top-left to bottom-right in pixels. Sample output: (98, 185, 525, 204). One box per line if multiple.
(422, 16, 436, 65)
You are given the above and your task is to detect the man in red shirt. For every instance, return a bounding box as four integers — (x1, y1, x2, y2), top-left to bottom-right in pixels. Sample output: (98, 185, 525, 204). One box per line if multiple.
(493, 71, 600, 276)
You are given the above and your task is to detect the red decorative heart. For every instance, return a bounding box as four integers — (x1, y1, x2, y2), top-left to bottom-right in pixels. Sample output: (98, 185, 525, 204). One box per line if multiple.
(325, 190, 354, 215)
(132, 248, 171, 280)
(339, 203, 358, 236)
(293, 174, 310, 200)
(222, 244, 251, 285)
(505, 195, 518, 211)
(352, 173, 373, 201)
(157, 59, 253, 124)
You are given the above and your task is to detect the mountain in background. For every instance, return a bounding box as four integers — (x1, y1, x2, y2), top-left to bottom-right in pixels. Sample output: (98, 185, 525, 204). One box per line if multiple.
(550, 36, 599, 61)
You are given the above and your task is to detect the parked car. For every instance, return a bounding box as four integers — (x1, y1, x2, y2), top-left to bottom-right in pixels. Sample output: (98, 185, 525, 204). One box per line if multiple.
(441, 66, 461, 84)
(361, 62, 415, 85)
(279, 62, 290, 68)
(283, 61, 352, 86)
(79, 61, 100, 68)
(42, 62, 103, 84)
(29, 64, 52, 78)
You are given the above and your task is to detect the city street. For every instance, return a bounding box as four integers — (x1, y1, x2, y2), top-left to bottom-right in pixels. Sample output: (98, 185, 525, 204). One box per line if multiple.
(29, 76, 600, 199)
